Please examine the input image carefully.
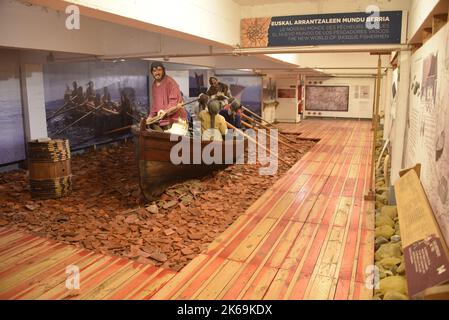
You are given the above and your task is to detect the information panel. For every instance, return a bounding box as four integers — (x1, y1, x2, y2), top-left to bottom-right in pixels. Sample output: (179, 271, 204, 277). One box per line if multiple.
(241, 11, 402, 47)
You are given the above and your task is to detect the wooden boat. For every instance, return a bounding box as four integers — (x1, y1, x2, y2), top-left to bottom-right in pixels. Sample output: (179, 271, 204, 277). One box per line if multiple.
(132, 121, 246, 201)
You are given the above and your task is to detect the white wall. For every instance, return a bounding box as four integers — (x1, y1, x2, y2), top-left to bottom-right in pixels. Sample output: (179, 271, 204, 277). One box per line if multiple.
(274, 77, 297, 122)
(304, 77, 374, 119)
(21, 64, 48, 142)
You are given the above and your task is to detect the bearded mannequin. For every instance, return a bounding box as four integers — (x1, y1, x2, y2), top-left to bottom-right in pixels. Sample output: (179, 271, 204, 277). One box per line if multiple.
(148, 61, 186, 131)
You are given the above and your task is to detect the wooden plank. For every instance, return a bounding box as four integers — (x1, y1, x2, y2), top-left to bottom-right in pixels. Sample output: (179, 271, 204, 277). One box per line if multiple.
(334, 278, 351, 300)
(262, 268, 291, 299)
(0, 231, 28, 247)
(0, 237, 48, 258)
(0, 240, 59, 268)
(333, 197, 353, 227)
(195, 260, 243, 300)
(354, 229, 375, 284)
(245, 219, 292, 266)
(241, 266, 278, 299)
(315, 226, 345, 278)
(205, 214, 255, 255)
(175, 256, 227, 299)
(306, 195, 330, 224)
(226, 218, 277, 262)
(80, 264, 144, 300)
(106, 265, 161, 299)
(220, 263, 258, 299)
(0, 246, 79, 292)
(287, 174, 311, 193)
(150, 254, 208, 300)
(0, 233, 36, 253)
(10, 252, 102, 300)
(35, 256, 121, 299)
(266, 193, 297, 219)
(265, 222, 304, 269)
(0, 250, 94, 299)
(61, 258, 132, 300)
(130, 269, 176, 300)
(0, 243, 69, 276)
(304, 275, 334, 300)
(290, 193, 319, 222)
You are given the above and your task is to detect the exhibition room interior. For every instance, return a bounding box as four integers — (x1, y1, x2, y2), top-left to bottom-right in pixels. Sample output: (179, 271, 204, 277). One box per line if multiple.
(0, 0, 449, 301)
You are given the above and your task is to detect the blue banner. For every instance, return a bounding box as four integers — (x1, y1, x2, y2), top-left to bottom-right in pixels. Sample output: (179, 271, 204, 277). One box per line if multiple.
(241, 11, 402, 47)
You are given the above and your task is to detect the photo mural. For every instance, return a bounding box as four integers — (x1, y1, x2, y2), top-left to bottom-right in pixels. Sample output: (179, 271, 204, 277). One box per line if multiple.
(189, 70, 208, 97)
(43, 60, 149, 150)
(0, 51, 26, 165)
(405, 24, 449, 246)
(218, 76, 263, 115)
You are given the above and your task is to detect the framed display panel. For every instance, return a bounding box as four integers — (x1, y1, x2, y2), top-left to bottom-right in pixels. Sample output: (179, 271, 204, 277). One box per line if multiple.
(305, 85, 349, 112)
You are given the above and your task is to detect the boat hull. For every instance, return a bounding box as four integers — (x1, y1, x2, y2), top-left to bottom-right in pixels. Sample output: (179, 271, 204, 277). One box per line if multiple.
(133, 127, 244, 201)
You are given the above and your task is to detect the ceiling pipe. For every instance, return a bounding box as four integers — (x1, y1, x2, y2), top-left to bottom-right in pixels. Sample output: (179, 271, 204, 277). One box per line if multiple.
(97, 43, 411, 61)
(234, 44, 411, 55)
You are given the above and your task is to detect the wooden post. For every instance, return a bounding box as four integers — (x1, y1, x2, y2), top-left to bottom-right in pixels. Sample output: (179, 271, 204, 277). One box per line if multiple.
(371, 76, 377, 131)
(365, 54, 383, 201)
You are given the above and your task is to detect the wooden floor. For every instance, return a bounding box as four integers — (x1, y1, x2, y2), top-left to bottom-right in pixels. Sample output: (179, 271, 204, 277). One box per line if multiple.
(0, 119, 374, 300)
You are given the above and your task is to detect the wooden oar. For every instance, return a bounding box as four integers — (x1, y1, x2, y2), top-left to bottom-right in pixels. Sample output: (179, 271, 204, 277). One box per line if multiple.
(47, 104, 80, 120)
(146, 105, 183, 126)
(46, 94, 80, 120)
(103, 125, 133, 135)
(226, 121, 291, 166)
(241, 120, 299, 153)
(55, 103, 104, 135)
(101, 107, 120, 115)
(241, 113, 299, 146)
(146, 99, 199, 126)
(241, 106, 275, 127)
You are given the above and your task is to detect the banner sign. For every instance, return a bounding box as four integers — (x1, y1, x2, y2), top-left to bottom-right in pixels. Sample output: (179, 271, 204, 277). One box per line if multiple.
(240, 11, 402, 47)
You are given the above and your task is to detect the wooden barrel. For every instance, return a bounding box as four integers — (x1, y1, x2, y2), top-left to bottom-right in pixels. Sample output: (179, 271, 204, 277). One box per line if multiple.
(28, 139, 72, 199)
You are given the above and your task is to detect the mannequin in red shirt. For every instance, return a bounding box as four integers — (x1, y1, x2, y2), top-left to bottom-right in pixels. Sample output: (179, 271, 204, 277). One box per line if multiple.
(148, 61, 187, 131)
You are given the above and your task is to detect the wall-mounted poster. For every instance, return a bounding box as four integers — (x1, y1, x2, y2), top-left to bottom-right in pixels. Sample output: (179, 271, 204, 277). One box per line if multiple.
(0, 50, 26, 165)
(354, 85, 360, 99)
(405, 24, 449, 247)
(305, 86, 349, 112)
(44, 60, 148, 150)
(360, 85, 370, 99)
(277, 88, 296, 98)
(217, 76, 263, 115)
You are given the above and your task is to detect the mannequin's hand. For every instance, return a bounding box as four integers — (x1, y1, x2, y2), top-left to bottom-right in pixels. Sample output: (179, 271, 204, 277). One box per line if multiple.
(157, 110, 166, 117)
